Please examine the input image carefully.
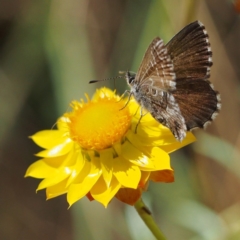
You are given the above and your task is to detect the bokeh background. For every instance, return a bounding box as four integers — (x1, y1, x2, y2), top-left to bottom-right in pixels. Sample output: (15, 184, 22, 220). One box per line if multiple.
(1, 0, 240, 239)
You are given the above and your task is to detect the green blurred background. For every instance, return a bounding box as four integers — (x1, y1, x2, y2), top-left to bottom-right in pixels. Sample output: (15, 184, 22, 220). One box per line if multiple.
(1, 0, 240, 239)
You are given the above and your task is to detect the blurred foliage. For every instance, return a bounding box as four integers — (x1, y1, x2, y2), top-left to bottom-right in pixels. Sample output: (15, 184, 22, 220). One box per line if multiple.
(0, 0, 240, 240)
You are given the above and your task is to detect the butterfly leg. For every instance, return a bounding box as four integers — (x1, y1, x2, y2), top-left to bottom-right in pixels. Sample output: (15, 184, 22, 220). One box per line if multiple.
(119, 91, 132, 110)
(134, 107, 147, 133)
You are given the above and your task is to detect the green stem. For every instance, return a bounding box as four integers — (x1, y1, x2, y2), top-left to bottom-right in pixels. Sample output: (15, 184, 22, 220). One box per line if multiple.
(134, 198, 167, 240)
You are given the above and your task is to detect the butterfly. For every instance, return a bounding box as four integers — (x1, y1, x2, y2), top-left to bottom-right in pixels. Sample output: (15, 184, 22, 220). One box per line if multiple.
(124, 21, 221, 141)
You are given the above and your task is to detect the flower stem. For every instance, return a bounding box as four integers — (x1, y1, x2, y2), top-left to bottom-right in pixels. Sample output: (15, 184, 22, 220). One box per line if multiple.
(134, 198, 167, 240)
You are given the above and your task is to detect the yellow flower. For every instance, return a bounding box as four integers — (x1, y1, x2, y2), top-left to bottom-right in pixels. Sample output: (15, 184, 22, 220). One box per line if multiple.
(25, 87, 196, 207)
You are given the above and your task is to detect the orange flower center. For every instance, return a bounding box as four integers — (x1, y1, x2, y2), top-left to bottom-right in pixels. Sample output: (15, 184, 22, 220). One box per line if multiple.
(67, 98, 131, 150)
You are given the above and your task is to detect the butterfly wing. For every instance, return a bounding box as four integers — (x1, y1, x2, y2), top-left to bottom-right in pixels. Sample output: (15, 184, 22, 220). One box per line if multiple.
(138, 84, 187, 141)
(135, 37, 176, 90)
(171, 79, 221, 130)
(166, 21, 221, 130)
(133, 38, 187, 141)
(166, 21, 212, 79)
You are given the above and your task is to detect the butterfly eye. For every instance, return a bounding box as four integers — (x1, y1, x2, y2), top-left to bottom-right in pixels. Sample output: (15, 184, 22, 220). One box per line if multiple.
(126, 71, 136, 84)
(128, 76, 135, 84)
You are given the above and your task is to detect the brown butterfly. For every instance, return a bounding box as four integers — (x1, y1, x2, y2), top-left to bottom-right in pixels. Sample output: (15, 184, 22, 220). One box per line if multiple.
(124, 21, 221, 141)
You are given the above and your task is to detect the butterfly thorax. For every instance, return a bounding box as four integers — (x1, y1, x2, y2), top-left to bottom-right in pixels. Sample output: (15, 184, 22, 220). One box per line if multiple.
(125, 71, 142, 102)
(125, 71, 140, 99)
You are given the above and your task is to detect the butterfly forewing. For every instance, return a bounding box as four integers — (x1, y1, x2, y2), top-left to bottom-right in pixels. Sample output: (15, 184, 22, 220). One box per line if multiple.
(132, 37, 186, 140)
(135, 37, 176, 91)
(166, 21, 212, 79)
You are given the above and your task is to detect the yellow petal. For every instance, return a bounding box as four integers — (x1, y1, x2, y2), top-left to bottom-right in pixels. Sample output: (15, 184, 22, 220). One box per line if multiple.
(139, 124, 170, 138)
(122, 141, 155, 169)
(30, 130, 69, 149)
(25, 160, 57, 178)
(148, 147, 171, 170)
(92, 87, 117, 101)
(128, 119, 196, 153)
(27, 154, 70, 171)
(113, 156, 141, 188)
(126, 131, 148, 147)
(91, 176, 121, 207)
(43, 155, 68, 168)
(100, 149, 113, 187)
(160, 132, 196, 153)
(35, 138, 73, 158)
(127, 125, 172, 146)
(67, 158, 101, 206)
(66, 152, 85, 186)
(57, 117, 69, 131)
(127, 100, 141, 116)
(46, 178, 69, 199)
(131, 147, 171, 171)
(140, 126, 196, 151)
(25, 151, 77, 179)
(113, 142, 122, 156)
(37, 165, 73, 190)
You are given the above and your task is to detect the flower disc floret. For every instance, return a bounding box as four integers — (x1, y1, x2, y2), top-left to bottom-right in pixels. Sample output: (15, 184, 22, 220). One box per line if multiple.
(65, 93, 131, 150)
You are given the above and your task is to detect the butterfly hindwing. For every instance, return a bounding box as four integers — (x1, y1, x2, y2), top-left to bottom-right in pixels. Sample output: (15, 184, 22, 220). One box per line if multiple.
(171, 78, 221, 130)
(138, 83, 186, 140)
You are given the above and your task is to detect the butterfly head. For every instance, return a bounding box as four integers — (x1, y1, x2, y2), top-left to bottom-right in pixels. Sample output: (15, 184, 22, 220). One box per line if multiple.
(119, 71, 136, 86)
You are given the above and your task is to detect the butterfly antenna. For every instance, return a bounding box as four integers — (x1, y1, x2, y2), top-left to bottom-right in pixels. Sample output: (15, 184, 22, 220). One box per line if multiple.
(89, 75, 123, 84)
